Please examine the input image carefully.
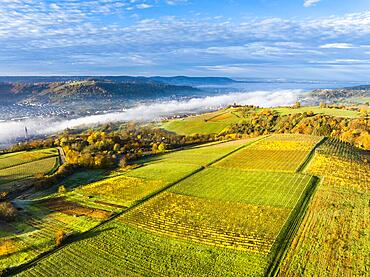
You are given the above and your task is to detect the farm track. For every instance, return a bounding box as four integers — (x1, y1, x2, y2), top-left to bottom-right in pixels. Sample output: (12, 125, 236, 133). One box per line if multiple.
(2, 137, 266, 276)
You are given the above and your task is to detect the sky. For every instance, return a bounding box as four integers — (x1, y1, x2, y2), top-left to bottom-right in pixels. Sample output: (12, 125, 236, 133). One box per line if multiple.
(0, 0, 369, 81)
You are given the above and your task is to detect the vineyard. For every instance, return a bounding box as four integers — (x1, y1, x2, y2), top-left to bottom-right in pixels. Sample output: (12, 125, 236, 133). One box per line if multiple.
(1, 134, 367, 276)
(0, 149, 60, 190)
(280, 139, 370, 276)
(9, 134, 323, 276)
(215, 135, 322, 172)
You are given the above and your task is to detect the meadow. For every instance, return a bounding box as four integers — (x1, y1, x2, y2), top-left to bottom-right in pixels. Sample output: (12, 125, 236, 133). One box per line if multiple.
(273, 106, 362, 118)
(1, 139, 258, 273)
(2, 134, 367, 276)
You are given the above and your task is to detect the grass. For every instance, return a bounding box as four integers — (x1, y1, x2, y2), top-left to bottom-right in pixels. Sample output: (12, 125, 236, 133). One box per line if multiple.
(161, 108, 242, 135)
(0, 203, 104, 271)
(280, 139, 370, 276)
(274, 106, 362, 118)
(76, 176, 166, 207)
(3, 135, 325, 275)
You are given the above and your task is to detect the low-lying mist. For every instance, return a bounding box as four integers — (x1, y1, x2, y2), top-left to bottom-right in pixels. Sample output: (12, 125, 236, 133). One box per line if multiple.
(0, 89, 303, 145)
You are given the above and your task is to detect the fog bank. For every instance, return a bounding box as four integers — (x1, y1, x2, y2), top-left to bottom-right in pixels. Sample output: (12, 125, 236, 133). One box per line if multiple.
(0, 89, 303, 145)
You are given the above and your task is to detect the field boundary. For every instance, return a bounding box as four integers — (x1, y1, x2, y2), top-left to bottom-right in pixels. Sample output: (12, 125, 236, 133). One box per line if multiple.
(2, 138, 265, 276)
(265, 176, 321, 277)
(296, 137, 327, 173)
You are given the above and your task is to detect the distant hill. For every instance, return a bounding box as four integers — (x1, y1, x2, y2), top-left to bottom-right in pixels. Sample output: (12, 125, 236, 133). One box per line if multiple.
(0, 76, 238, 86)
(150, 76, 237, 86)
(310, 84, 370, 104)
(0, 80, 200, 104)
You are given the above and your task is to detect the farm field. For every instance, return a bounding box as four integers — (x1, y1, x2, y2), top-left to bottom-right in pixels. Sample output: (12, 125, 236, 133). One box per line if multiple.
(13, 134, 321, 276)
(161, 108, 245, 135)
(0, 149, 58, 171)
(63, 138, 259, 211)
(280, 139, 370, 276)
(0, 149, 60, 190)
(1, 138, 260, 273)
(273, 106, 362, 118)
(215, 135, 322, 172)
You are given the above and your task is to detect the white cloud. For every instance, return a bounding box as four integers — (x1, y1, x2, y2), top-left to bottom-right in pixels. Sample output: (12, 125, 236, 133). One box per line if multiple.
(304, 0, 321, 7)
(320, 43, 355, 49)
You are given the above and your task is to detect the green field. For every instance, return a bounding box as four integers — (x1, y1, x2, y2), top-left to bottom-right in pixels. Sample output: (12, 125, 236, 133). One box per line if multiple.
(161, 106, 363, 137)
(18, 221, 268, 277)
(3, 135, 367, 276)
(215, 135, 322, 172)
(1, 139, 260, 273)
(161, 108, 243, 135)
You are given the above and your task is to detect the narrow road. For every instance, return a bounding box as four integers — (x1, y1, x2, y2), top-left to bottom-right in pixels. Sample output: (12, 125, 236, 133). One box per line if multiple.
(57, 147, 66, 165)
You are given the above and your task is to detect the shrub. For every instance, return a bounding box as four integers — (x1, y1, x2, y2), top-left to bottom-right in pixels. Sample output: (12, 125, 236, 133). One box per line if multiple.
(0, 192, 9, 202)
(55, 230, 66, 246)
(58, 185, 67, 193)
(0, 239, 16, 256)
(0, 202, 18, 222)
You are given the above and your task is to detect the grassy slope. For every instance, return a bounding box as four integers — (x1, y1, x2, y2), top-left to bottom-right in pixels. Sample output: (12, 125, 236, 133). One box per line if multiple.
(0, 149, 60, 188)
(1, 139, 257, 273)
(161, 108, 242, 135)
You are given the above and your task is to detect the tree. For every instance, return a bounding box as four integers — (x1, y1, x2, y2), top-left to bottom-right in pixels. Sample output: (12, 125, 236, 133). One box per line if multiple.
(158, 142, 167, 152)
(294, 102, 301, 109)
(152, 143, 158, 153)
(58, 185, 67, 194)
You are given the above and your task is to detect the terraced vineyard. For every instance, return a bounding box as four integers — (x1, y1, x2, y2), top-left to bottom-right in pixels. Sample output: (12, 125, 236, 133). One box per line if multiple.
(280, 139, 370, 276)
(13, 134, 323, 276)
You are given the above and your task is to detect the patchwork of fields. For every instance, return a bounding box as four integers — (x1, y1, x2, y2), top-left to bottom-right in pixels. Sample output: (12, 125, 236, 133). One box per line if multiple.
(5, 134, 326, 276)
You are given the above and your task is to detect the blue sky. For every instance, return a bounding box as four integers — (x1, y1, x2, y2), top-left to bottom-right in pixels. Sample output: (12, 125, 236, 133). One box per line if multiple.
(0, 0, 369, 80)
